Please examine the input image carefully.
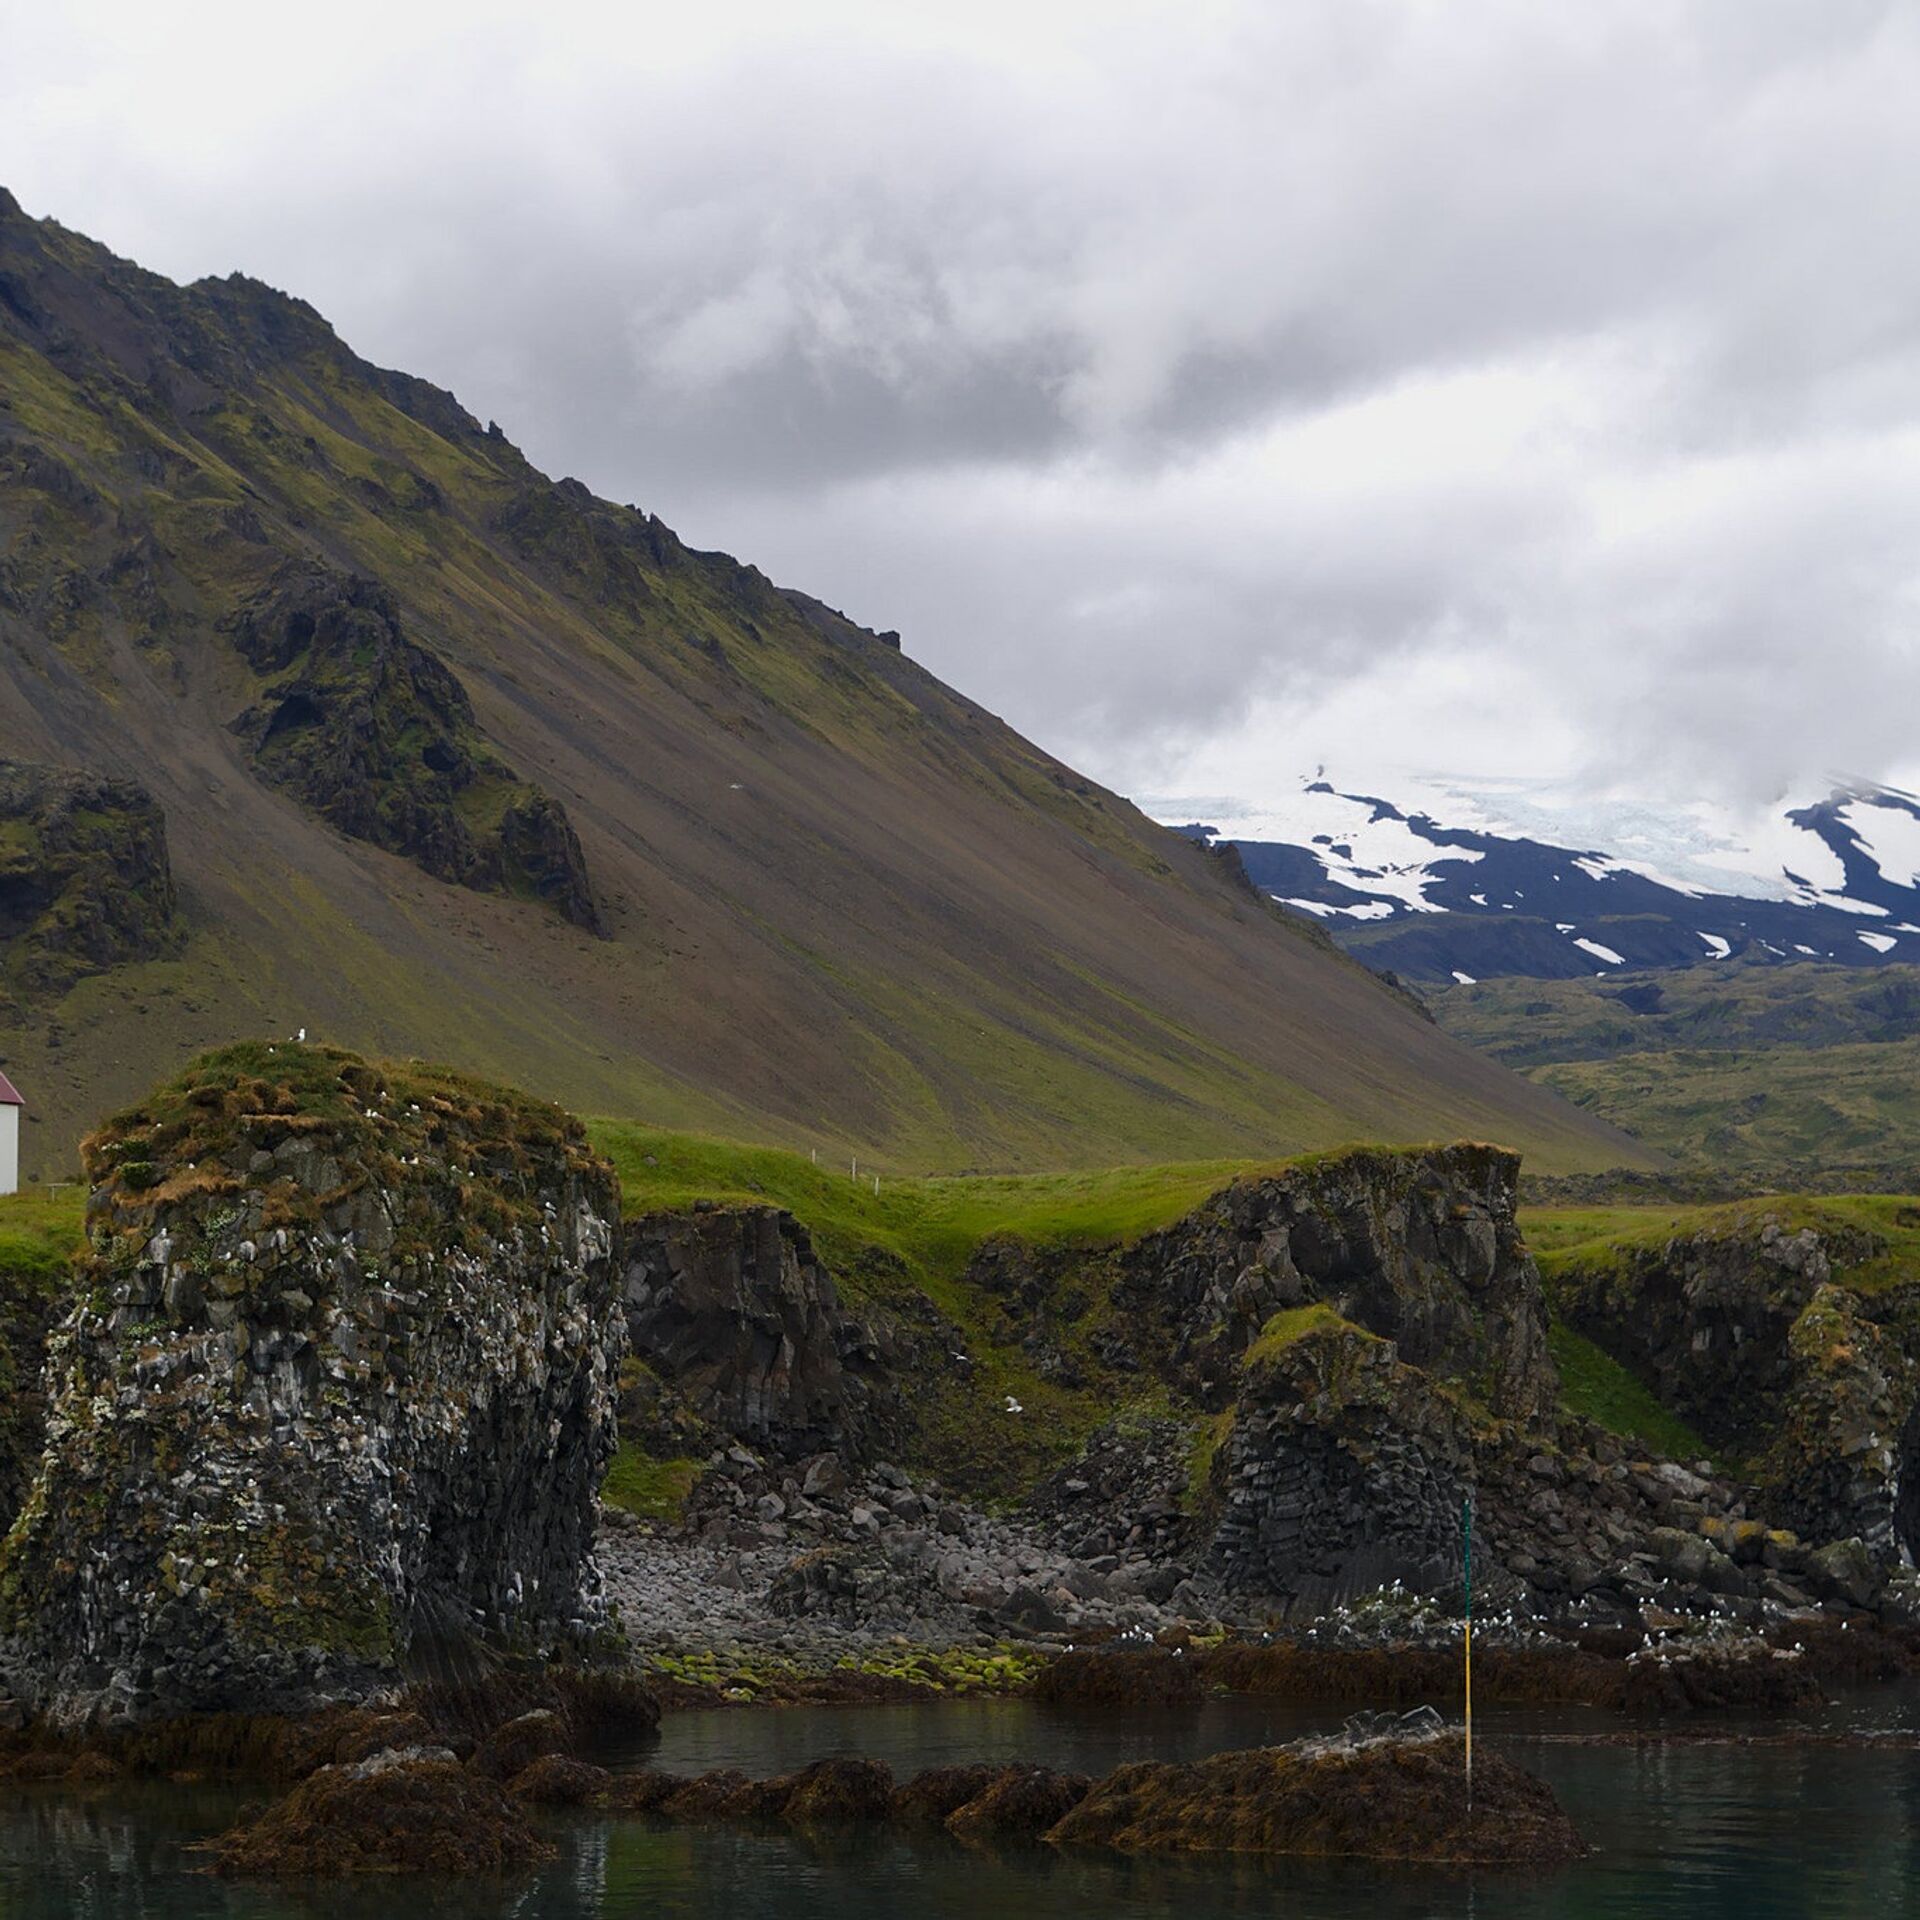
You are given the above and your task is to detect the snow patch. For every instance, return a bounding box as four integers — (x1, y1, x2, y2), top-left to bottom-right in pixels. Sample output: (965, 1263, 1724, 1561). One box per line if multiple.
(1697, 932, 1732, 959)
(1859, 931, 1899, 955)
(1838, 794, 1920, 890)
(1573, 937, 1626, 965)
(1451, 970, 1477, 985)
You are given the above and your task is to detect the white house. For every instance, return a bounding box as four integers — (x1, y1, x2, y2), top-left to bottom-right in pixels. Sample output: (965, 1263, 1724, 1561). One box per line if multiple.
(0, 1071, 20, 1196)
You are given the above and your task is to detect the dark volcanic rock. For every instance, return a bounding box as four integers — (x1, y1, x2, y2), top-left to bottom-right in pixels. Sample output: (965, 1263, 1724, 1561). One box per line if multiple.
(1116, 1144, 1555, 1421)
(1554, 1216, 1920, 1563)
(0, 1242, 64, 1533)
(224, 563, 601, 930)
(0, 1043, 624, 1730)
(622, 1206, 909, 1460)
(0, 759, 179, 994)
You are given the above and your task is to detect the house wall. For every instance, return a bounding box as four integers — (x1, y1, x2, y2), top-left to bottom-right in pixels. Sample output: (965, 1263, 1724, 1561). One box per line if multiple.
(0, 1105, 17, 1196)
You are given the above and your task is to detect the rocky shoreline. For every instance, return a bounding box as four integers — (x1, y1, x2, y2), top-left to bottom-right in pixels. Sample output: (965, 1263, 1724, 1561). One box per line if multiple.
(6, 1044, 1920, 1886)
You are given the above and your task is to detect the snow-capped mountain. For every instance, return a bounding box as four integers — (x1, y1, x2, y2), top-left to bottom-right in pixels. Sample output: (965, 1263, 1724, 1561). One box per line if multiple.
(1151, 774, 1920, 984)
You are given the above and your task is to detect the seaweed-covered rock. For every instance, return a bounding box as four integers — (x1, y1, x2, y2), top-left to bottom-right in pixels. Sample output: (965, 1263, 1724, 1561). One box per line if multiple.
(1116, 1145, 1554, 1421)
(507, 1753, 611, 1804)
(0, 759, 179, 995)
(0, 1042, 623, 1730)
(891, 1763, 1009, 1823)
(945, 1765, 1091, 1839)
(225, 564, 601, 930)
(1027, 1648, 1204, 1707)
(209, 1747, 551, 1877)
(1207, 1313, 1480, 1611)
(1047, 1731, 1582, 1866)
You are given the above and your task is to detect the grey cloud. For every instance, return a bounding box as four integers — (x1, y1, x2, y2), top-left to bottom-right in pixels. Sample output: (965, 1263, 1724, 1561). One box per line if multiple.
(6, 0, 1920, 805)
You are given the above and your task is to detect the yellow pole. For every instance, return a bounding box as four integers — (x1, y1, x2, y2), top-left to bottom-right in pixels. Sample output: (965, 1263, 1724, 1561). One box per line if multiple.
(1463, 1492, 1473, 1812)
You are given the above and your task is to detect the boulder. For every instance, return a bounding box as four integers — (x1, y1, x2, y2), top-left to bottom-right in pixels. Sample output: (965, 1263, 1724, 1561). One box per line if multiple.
(0, 1043, 624, 1729)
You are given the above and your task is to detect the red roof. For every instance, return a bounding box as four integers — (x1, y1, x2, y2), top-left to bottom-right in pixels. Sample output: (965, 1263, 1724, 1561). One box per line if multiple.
(0, 1071, 22, 1107)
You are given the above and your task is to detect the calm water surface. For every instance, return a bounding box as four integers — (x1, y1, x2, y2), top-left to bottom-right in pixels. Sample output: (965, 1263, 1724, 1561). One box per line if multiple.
(6, 1690, 1920, 1918)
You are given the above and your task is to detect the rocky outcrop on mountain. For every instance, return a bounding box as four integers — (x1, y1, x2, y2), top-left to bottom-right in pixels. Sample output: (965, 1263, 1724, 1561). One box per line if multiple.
(0, 1042, 624, 1731)
(1114, 1145, 1556, 1422)
(620, 1206, 920, 1461)
(224, 565, 601, 931)
(0, 759, 179, 996)
(1551, 1215, 1920, 1564)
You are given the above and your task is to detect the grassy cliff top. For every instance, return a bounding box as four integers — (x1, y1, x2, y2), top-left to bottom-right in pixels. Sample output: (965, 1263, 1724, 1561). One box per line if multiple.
(83, 1041, 607, 1246)
(592, 1121, 1499, 1306)
(1526, 1193, 1920, 1293)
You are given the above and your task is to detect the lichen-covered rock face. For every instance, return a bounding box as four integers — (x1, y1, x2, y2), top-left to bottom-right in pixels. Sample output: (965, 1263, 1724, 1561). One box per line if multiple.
(0, 759, 180, 997)
(621, 1206, 909, 1461)
(0, 1042, 623, 1731)
(1117, 1144, 1555, 1423)
(1554, 1218, 1920, 1563)
(1208, 1317, 1481, 1611)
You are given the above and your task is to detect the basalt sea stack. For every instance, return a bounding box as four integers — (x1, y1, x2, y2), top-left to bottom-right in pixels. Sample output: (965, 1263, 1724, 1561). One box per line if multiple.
(0, 1042, 624, 1731)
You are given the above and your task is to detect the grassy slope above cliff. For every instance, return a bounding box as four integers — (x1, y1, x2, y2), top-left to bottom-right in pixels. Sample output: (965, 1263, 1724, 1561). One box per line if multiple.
(1430, 965, 1920, 1190)
(0, 187, 1637, 1182)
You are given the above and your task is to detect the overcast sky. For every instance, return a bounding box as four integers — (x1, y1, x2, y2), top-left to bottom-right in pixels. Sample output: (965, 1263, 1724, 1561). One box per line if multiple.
(8, 0, 1920, 822)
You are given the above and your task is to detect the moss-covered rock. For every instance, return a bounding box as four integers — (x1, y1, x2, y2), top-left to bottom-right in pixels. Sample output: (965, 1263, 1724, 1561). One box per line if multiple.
(0, 759, 179, 996)
(1114, 1143, 1555, 1422)
(0, 1042, 624, 1730)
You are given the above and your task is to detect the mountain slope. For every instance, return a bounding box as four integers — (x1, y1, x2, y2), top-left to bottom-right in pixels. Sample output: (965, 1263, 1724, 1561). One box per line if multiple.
(0, 188, 1640, 1180)
(1168, 775, 1920, 984)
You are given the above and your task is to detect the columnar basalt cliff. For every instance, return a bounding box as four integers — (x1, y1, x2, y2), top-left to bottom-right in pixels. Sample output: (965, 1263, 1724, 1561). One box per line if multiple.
(1206, 1313, 1483, 1612)
(0, 1043, 623, 1731)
